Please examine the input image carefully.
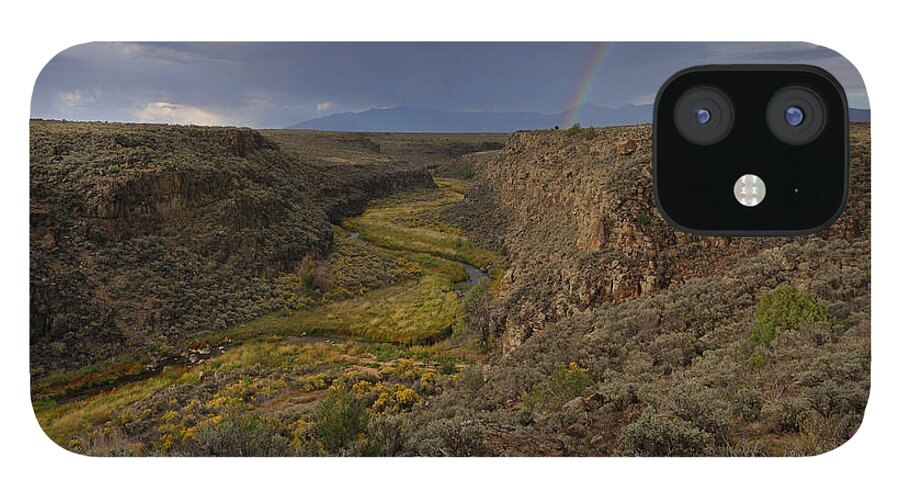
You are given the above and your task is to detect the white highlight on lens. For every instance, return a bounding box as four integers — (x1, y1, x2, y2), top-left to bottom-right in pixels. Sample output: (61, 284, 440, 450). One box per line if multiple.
(734, 174, 766, 207)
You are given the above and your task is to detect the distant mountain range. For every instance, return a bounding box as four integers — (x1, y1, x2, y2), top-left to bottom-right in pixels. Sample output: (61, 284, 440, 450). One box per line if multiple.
(849, 108, 871, 122)
(288, 104, 870, 132)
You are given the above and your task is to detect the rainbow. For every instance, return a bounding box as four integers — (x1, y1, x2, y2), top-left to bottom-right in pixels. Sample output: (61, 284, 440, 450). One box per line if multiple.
(559, 43, 612, 128)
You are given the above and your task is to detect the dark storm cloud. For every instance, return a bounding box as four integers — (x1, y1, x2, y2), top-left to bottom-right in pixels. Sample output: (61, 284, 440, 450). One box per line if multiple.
(31, 42, 868, 128)
(579, 42, 868, 106)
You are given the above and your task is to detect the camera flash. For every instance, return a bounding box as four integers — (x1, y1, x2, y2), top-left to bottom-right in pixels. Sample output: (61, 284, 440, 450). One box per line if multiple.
(734, 174, 766, 207)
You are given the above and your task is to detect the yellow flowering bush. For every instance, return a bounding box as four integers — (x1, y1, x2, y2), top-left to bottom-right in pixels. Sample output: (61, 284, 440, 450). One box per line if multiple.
(288, 418, 314, 454)
(351, 379, 373, 396)
(419, 371, 439, 394)
(370, 382, 422, 414)
(395, 386, 421, 409)
(301, 373, 329, 391)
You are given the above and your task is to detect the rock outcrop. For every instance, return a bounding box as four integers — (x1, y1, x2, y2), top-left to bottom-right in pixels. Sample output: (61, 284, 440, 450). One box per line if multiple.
(452, 124, 870, 352)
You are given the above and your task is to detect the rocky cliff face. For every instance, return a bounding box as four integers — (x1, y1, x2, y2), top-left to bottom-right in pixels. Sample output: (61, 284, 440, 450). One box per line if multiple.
(30, 121, 434, 375)
(452, 124, 870, 352)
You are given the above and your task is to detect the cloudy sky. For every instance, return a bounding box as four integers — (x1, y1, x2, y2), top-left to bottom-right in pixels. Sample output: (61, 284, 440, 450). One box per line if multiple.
(31, 42, 868, 129)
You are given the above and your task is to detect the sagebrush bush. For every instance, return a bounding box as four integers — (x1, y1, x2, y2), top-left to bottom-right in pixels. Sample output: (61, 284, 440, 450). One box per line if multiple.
(621, 408, 713, 457)
(459, 365, 485, 392)
(406, 416, 487, 456)
(355, 414, 406, 457)
(668, 380, 733, 442)
(807, 380, 869, 418)
(775, 397, 814, 433)
(592, 378, 641, 410)
(188, 412, 289, 457)
(735, 387, 764, 421)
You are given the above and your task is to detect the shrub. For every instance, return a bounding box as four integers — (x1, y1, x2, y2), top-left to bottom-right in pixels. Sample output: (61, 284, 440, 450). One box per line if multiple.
(188, 412, 289, 456)
(370, 382, 422, 414)
(515, 406, 534, 426)
(395, 386, 422, 410)
(454, 273, 495, 343)
(747, 352, 768, 370)
(436, 356, 457, 375)
(351, 379, 373, 396)
(562, 123, 599, 139)
(789, 412, 863, 456)
(314, 382, 369, 454)
(287, 418, 314, 455)
(297, 254, 333, 293)
(735, 388, 764, 421)
(807, 380, 869, 417)
(356, 414, 406, 457)
(592, 379, 641, 410)
(407, 417, 487, 456)
(775, 397, 814, 433)
(621, 408, 713, 456)
(418, 371, 439, 394)
(750, 284, 829, 346)
(459, 365, 485, 392)
(668, 380, 732, 441)
(82, 423, 136, 456)
(525, 362, 595, 411)
(564, 123, 582, 136)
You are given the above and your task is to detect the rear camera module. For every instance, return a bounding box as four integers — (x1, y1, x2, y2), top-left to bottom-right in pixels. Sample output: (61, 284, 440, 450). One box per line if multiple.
(654, 65, 849, 235)
(673, 86, 734, 145)
(767, 85, 827, 145)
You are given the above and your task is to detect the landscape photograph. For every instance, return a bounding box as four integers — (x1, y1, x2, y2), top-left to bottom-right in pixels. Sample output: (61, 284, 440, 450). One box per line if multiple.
(30, 42, 870, 456)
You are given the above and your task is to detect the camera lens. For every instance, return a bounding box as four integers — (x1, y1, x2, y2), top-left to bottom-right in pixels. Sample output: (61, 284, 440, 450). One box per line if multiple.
(696, 108, 711, 125)
(785, 106, 805, 127)
(766, 86, 826, 145)
(674, 86, 734, 145)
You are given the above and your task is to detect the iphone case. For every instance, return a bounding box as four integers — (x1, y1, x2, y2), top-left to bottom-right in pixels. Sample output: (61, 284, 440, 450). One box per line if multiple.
(30, 42, 870, 456)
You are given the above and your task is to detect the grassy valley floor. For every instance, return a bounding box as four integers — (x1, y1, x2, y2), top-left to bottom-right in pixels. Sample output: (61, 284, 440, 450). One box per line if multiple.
(32, 178, 504, 456)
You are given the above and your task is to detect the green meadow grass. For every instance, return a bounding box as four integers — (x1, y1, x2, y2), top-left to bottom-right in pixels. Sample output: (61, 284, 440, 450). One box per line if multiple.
(343, 178, 501, 269)
(226, 274, 458, 345)
(393, 250, 468, 283)
(35, 368, 194, 445)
